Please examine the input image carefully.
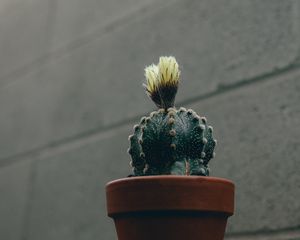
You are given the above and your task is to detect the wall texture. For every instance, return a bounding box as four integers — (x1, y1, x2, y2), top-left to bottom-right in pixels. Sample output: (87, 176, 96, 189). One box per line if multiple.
(0, 0, 300, 239)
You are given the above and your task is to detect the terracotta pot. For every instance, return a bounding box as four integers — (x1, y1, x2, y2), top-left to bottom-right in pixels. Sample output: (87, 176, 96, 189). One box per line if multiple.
(106, 176, 234, 240)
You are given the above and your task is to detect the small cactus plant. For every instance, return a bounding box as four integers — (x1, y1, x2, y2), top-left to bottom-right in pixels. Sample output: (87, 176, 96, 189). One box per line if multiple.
(128, 56, 216, 176)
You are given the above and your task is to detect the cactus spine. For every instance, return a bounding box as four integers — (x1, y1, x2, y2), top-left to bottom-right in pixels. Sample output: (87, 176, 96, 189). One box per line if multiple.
(128, 57, 216, 176)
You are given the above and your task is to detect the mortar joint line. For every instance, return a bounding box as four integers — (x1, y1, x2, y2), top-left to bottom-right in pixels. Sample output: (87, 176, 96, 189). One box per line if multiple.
(1, 57, 300, 169)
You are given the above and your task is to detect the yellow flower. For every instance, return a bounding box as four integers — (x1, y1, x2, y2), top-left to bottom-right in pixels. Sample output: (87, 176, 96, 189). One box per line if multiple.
(158, 56, 180, 87)
(144, 56, 180, 109)
(144, 64, 159, 94)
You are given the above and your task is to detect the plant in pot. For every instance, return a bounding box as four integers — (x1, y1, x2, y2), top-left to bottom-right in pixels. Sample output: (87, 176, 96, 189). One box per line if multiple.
(106, 56, 234, 240)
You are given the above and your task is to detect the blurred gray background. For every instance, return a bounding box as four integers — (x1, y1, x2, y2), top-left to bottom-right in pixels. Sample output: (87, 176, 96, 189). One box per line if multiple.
(0, 0, 300, 239)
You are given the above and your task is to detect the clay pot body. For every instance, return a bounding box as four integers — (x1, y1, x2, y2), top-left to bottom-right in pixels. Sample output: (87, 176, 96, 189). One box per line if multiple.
(106, 176, 234, 240)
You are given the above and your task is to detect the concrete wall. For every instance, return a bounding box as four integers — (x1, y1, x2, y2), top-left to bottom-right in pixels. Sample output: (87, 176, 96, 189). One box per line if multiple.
(0, 0, 300, 239)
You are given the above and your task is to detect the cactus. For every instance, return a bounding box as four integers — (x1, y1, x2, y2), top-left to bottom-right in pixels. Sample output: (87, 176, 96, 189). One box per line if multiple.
(128, 56, 216, 176)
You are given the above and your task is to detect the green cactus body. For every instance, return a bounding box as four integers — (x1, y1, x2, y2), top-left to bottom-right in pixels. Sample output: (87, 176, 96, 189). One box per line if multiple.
(128, 107, 216, 176)
(127, 56, 216, 176)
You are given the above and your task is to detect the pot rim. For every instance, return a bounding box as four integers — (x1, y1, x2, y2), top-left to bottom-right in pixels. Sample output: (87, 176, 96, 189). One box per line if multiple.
(106, 175, 234, 186)
(106, 175, 234, 217)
